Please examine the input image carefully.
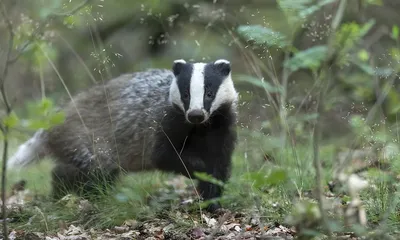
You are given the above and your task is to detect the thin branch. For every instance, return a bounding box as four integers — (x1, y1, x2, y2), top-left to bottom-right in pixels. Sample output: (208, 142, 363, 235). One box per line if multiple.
(0, 1, 14, 100)
(312, 0, 348, 237)
(0, 0, 16, 238)
(7, 0, 91, 65)
(312, 71, 332, 237)
(7, 27, 44, 65)
(51, 0, 91, 17)
(0, 2, 91, 239)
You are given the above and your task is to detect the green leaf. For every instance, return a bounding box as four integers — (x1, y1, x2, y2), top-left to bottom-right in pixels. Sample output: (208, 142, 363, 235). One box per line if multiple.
(359, 20, 375, 37)
(365, 0, 383, 6)
(287, 113, 319, 126)
(278, 0, 334, 27)
(237, 25, 289, 49)
(349, 115, 370, 134)
(193, 172, 225, 187)
(3, 112, 19, 128)
(392, 25, 399, 40)
(284, 45, 328, 71)
(49, 112, 66, 125)
(277, 0, 312, 25)
(40, 98, 53, 110)
(390, 47, 400, 62)
(63, 15, 77, 28)
(244, 172, 266, 189)
(21, 97, 66, 131)
(386, 87, 400, 115)
(298, 0, 335, 19)
(33, 42, 58, 73)
(358, 49, 369, 61)
(26, 119, 51, 130)
(39, 0, 62, 19)
(353, 60, 394, 77)
(244, 169, 287, 190)
(335, 20, 375, 66)
(264, 169, 288, 186)
(235, 74, 283, 93)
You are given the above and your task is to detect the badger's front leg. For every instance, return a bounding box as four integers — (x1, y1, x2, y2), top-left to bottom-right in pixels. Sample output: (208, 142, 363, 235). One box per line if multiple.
(153, 126, 236, 212)
(195, 152, 231, 212)
(193, 129, 236, 212)
(159, 144, 233, 212)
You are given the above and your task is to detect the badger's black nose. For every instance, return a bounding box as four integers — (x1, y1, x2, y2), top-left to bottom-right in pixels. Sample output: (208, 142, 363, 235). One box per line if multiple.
(187, 110, 205, 124)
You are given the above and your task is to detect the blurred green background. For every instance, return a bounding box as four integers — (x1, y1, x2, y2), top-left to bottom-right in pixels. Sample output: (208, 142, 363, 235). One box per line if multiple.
(2, 0, 399, 144)
(2, 0, 400, 235)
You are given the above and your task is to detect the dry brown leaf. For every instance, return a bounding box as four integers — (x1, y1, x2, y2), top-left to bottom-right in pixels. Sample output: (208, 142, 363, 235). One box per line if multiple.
(114, 225, 129, 234)
(123, 219, 138, 228)
(201, 213, 217, 228)
(189, 227, 206, 239)
(120, 230, 140, 238)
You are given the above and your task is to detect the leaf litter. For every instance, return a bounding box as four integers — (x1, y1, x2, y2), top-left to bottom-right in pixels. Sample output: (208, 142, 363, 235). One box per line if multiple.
(2, 176, 297, 240)
(3, 147, 387, 240)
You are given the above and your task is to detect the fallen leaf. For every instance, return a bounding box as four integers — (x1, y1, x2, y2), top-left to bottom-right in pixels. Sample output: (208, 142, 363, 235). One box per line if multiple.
(201, 214, 217, 228)
(114, 226, 129, 234)
(64, 225, 84, 235)
(189, 227, 206, 239)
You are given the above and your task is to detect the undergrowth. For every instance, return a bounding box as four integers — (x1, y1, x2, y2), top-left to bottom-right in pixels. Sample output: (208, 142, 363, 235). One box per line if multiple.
(3, 126, 400, 237)
(1, 0, 400, 239)
(0, 133, 342, 232)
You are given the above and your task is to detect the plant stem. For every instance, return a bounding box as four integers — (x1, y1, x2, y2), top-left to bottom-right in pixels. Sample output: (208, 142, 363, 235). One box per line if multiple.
(312, 71, 331, 237)
(0, 0, 15, 238)
(312, 0, 348, 236)
(0, 2, 92, 238)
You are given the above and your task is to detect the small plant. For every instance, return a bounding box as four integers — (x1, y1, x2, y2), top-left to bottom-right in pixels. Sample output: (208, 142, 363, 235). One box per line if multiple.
(235, 0, 400, 238)
(0, 1, 90, 238)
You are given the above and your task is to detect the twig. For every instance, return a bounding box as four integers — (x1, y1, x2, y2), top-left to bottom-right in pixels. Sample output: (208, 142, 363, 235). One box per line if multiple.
(0, 1, 14, 114)
(7, 0, 91, 65)
(312, 71, 332, 237)
(279, 52, 290, 146)
(52, 0, 91, 16)
(0, 1, 91, 239)
(206, 212, 231, 240)
(0, 0, 15, 238)
(312, 0, 348, 237)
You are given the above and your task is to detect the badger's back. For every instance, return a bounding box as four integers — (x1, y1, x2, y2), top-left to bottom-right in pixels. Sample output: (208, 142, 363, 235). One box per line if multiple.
(46, 69, 175, 171)
(8, 59, 239, 212)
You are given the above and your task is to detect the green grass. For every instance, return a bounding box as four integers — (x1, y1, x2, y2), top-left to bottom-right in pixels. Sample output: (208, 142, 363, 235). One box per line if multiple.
(2, 133, 287, 232)
(2, 130, 400, 237)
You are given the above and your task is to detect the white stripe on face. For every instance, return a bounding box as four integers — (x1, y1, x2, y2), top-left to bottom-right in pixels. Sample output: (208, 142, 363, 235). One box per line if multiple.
(188, 63, 206, 112)
(169, 77, 184, 111)
(210, 74, 238, 114)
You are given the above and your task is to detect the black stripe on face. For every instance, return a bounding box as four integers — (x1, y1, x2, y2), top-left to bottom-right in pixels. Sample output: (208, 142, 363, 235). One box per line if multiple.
(175, 63, 193, 111)
(203, 63, 226, 112)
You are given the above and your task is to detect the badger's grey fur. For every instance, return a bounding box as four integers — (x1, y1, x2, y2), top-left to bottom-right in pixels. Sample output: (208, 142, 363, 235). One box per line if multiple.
(8, 59, 239, 211)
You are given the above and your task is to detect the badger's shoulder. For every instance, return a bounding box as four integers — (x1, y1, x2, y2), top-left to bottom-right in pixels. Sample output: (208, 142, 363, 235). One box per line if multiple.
(103, 68, 173, 92)
(64, 68, 173, 105)
(56, 68, 174, 130)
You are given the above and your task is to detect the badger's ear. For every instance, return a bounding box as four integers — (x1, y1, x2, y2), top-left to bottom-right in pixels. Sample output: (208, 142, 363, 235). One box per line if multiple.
(214, 59, 231, 76)
(172, 59, 187, 76)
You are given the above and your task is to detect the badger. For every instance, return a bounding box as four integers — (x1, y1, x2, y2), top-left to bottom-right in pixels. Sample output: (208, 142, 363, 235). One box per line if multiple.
(7, 59, 239, 211)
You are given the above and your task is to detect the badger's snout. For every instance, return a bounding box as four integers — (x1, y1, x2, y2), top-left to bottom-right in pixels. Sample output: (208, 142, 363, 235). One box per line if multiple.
(187, 109, 206, 124)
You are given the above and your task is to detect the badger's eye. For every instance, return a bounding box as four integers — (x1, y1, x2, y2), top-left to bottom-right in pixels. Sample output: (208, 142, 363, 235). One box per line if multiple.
(206, 91, 213, 99)
(183, 90, 190, 100)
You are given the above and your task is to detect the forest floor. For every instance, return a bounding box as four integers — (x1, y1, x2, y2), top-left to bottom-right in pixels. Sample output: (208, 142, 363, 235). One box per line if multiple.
(4, 175, 297, 240)
(1, 140, 397, 240)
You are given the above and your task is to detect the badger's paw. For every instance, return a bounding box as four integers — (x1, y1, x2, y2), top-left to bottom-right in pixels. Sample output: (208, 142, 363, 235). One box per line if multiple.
(204, 202, 221, 213)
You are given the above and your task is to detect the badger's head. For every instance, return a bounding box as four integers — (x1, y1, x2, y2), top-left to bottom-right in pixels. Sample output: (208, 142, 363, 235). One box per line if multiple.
(168, 59, 238, 124)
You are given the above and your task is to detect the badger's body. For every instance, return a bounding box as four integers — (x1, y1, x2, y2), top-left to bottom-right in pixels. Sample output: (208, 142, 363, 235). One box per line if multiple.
(8, 59, 238, 211)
